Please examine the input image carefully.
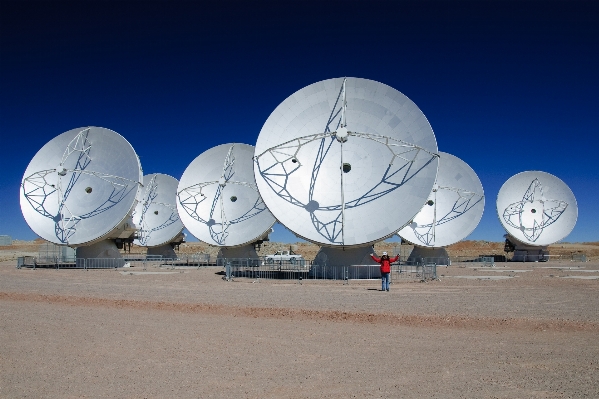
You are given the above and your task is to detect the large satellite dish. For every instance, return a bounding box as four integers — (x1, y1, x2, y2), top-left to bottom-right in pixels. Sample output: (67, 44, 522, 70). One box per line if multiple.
(497, 171, 577, 247)
(132, 173, 184, 257)
(177, 143, 276, 250)
(398, 152, 485, 248)
(20, 126, 143, 252)
(254, 77, 439, 247)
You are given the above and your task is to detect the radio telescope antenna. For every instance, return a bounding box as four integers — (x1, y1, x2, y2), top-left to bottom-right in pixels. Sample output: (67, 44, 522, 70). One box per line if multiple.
(254, 77, 439, 250)
(20, 126, 143, 259)
(497, 171, 577, 261)
(177, 143, 276, 259)
(132, 173, 185, 258)
(397, 152, 485, 265)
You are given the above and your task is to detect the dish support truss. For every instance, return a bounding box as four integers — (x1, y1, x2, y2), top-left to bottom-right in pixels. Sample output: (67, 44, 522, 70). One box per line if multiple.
(21, 128, 141, 244)
(133, 174, 181, 246)
(177, 145, 269, 246)
(254, 78, 439, 245)
(410, 186, 484, 246)
(502, 178, 568, 242)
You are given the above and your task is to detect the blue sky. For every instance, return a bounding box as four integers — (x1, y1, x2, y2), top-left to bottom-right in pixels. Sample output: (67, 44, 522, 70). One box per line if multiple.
(1, 1, 597, 243)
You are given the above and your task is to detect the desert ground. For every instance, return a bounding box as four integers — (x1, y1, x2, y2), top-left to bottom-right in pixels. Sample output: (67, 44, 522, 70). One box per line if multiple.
(1, 240, 598, 398)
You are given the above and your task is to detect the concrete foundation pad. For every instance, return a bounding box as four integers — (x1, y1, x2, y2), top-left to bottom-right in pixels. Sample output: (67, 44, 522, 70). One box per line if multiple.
(446, 275, 515, 280)
(557, 269, 599, 273)
(484, 269, 532, 273)
(120, 271, 185, 275)
(558, 276, 599, 280)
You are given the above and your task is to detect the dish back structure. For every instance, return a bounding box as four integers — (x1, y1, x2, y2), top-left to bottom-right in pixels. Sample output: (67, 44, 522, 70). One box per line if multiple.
(253, 77, 439, 247)
(398, 152, 485, 248)
(496, 171, 577, 248)
(132, 173, 185, 253)
(177, 143, 275, 248)
(20, 126, 143, 248)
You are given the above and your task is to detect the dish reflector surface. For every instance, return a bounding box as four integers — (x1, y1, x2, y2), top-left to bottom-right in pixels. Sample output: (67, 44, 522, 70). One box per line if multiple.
(177, 143, 275, 247)
(397, 152, 485, 247)
(132, 174, 184, 247)
(254, 77, 439, 246)
(20, 126, 142, 246)
(496, 171, 577, 246)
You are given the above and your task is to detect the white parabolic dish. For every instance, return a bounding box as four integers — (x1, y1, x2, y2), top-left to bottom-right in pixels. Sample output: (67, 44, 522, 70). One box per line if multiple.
(397, 152, 485, 248)
(20, 126, 143, 246)
(496, 171, 577, 247)
(177, 143, 276, 247)
(132, 173, 184, 247)
(254, 77, 439, 246)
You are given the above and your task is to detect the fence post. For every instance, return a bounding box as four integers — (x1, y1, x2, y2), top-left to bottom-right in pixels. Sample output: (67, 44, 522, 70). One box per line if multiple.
(225, 261, 231, 281)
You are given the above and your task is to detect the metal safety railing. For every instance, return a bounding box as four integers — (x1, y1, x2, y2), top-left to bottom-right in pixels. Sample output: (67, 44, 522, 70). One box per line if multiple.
(16, 252, 588, 273)
(15, 254, 214, 270)
(392, 263, 437, 281)
(404, 257, 451, 266)
(223, 260, 437, 283)
(449, 253, 588, 264)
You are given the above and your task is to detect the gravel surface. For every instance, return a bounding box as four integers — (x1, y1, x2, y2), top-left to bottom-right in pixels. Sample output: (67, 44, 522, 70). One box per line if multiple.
(1, 260, 598, 398)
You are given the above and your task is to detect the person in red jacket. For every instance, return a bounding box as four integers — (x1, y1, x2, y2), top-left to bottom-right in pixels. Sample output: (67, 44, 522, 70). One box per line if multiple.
(370, 251, 399, 291)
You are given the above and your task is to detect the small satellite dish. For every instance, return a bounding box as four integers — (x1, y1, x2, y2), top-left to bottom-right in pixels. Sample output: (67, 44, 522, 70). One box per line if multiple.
(398, 152, 485, 248)
(254, 77, 439, 248)
(132, 173, 184, 257)
(177, 143, 276, 255)
(497, 171, 577, 248)
(20, 126, 143, 257)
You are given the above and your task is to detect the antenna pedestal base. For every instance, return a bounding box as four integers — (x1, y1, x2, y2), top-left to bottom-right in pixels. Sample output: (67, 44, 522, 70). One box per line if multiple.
(505, 235, 549, 262)
(217, 245, 260, 260)
(512, 248, 549, 262)
(406, 246, 450, 266)
(76, 240, 122, 259)
(147, 244, 177, 259)
(312, 246, 379, 279)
